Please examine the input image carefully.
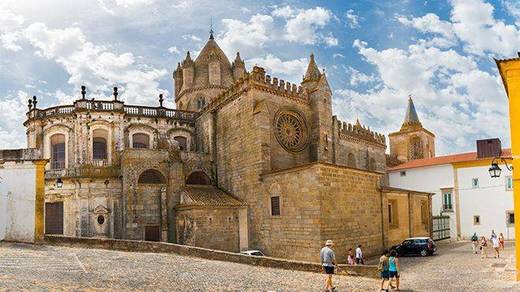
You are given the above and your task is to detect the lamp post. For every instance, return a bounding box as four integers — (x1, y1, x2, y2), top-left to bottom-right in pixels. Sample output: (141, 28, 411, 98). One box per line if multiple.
(488, 157, 513, 178)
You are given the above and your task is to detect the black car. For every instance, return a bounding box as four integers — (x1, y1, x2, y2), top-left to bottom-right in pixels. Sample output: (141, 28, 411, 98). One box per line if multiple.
(391, 237, 437, 257)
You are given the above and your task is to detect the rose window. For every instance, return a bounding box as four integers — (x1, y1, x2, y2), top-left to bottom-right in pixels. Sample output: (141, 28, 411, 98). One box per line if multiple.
(274, 111, 308, 152)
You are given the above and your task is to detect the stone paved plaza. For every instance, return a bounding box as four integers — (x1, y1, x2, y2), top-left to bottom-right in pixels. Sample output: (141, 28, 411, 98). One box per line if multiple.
(0, 241, 519, 291)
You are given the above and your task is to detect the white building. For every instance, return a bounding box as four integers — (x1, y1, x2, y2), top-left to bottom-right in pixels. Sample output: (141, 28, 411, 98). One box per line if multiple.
(388, 141, 514, 240)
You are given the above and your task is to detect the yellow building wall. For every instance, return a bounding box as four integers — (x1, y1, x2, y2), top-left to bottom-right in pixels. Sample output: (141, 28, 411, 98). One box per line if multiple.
(497, 58, 520, 280)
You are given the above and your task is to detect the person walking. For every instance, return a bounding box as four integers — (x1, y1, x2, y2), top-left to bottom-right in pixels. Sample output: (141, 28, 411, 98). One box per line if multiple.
(378, 250, 391, 291)
(480, 236, 488, 259)
(355, 244, 364, 265)
(347, 248, 355, 265)
(388, 250, 400, 291)
(492, 235, 500, 258)
(320, 240, 337, 292)
(471, 232, 479, 254)
(499, 233, 505, 250)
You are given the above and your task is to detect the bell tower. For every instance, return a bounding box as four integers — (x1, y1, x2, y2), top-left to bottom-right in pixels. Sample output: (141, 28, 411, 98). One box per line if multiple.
(389, 95, 435, 163)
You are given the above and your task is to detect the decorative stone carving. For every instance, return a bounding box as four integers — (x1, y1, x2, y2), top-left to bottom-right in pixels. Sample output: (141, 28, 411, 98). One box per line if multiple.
(274, 110, 309, 152)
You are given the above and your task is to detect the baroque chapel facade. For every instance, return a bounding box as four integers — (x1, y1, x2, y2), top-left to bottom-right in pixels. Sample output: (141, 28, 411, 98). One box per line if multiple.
(23, 33, 432, 261)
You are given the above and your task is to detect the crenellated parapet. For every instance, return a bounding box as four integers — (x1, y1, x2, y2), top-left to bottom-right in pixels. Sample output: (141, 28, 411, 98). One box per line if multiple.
(199, 66, 311, 113)
(333, 116, 386, 146)
(249, 66, 308, 101)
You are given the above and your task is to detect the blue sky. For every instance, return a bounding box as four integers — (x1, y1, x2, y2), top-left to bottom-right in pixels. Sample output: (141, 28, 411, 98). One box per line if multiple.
(0, 0, 517, 155)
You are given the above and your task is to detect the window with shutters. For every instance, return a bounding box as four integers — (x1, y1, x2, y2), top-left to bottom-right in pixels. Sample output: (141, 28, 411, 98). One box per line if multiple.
(271, 196, 281, 216)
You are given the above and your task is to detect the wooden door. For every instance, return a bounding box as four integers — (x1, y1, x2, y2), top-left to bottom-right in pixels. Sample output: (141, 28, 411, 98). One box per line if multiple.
(45, 202, 63, 234)
(144, 225, 160, 241)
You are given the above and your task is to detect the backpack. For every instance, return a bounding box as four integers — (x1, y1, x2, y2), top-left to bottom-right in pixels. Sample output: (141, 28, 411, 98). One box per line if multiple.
(377, 256, 386, 271)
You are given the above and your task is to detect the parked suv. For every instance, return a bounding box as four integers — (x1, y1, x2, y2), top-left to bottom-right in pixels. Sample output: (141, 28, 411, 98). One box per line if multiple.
(391, 237, 436, 257)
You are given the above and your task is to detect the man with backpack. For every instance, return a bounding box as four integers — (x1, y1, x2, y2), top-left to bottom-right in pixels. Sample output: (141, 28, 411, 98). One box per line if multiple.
(471, 232, 478, 254)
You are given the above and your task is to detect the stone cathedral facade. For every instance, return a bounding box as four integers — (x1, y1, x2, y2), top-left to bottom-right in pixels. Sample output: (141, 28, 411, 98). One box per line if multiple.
(23, 33, 432, 262)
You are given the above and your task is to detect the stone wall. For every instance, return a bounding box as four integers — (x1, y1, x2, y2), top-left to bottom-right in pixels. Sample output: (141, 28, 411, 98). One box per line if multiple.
(261, 163, 385, 263)
(44, 235, 380, 279)
(317, 164, 384, 263)
(176, 207, 240, 252)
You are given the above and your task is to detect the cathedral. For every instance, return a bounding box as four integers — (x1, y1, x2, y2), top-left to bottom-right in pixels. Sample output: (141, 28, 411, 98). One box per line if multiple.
(22, 32, 433, 262)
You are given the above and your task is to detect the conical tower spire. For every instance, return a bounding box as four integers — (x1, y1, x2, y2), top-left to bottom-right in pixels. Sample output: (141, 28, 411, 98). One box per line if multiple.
(303, 53, 321, 83)
(401, 95, 422, 130)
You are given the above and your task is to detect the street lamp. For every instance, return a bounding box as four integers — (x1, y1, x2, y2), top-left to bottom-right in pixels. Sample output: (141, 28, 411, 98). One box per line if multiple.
(489, 157, 513, 178)
(56, 177, 63, 188)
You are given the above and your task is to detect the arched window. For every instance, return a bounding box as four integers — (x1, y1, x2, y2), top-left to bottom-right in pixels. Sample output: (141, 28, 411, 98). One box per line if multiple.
(197, 96, 206, 109)
(50, 134, 65, 169)
(186, 171, 211, 185)
(174, 136, 188, 151)
(347, 153, 356, 168)
(138, 169, 166, 184)
(369, 158, 377, 171)
(92, 129, 108, 164)
(132, 133, 150, 149)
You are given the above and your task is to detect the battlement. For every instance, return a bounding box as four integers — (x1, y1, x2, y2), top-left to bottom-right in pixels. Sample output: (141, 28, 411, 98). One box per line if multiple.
(333, 116, 386, 146)
(200, 66, 310, 113)
(249, 66, 307, 98)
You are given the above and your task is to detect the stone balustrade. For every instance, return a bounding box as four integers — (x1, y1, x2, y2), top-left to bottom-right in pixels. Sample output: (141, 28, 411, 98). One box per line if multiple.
(26, 99, 197, 121)
(45, 164, 121, 179)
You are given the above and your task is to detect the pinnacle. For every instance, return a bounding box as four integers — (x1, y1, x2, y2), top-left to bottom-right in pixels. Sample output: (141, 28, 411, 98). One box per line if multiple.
(303, 53, 321, 83)
(402, 95, 422, 129)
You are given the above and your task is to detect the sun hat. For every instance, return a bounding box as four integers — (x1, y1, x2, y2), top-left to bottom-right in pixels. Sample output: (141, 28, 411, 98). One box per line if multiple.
(325, 240, 334, 246)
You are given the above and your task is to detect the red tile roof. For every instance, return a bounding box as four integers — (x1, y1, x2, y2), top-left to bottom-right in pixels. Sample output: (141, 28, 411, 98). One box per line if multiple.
(389, 148, 512, 171)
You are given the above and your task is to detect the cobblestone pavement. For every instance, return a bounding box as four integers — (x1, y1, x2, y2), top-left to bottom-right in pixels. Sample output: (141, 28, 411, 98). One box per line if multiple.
(0, 241, 519, 291)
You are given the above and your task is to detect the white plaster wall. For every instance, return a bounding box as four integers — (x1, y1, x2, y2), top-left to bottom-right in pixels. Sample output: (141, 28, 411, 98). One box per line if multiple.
(389, 164, 457, 238)
(457, 165, 514, 239)
(0, 162, 37, 242)
(0, 192, 6, 241)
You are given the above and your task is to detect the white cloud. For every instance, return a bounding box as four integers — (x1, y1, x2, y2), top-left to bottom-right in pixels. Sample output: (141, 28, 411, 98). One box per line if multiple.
(271, 5, 296, 18)
(247, 54, 308, 83)
(323, 34, 339, 47)
(344, 38, 508, 154)
(168, 46, 180, 54)
(23, 22, 168, 104)
(284, 7, 333, 44)
(0, 8, 25, 51)
(345, 9, 360, 28)
(0, 90, 29, 148)
(450, 0, 520, 56)
(397, 13, 456, 42)
(218, 14, 274, 56)
(182, 34, 202, 42)
(346, 66, 376, 86)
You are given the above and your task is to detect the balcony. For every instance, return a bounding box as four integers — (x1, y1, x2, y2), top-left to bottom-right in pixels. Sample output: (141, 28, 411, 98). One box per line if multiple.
(45, 164, 120, 180)
(25, 99, 197, 122)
